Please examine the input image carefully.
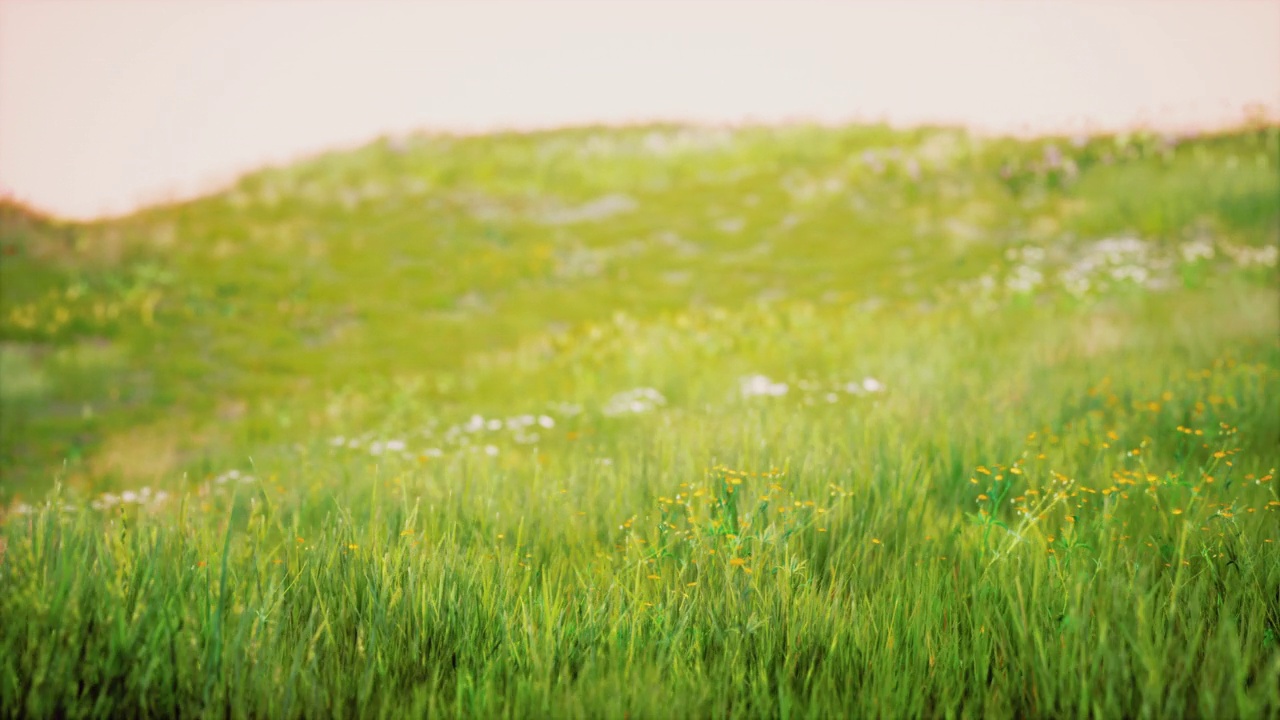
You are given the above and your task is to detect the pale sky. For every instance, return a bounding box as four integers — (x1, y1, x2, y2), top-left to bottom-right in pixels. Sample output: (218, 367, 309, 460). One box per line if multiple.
(1, 1, 1277, 220)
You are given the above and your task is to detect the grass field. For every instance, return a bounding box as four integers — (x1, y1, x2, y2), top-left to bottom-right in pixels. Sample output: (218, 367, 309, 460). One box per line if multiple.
(1, 121, 1278, 718)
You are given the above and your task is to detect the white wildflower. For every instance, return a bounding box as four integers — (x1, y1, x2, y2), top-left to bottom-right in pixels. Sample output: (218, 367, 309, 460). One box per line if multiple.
(1006, 265, 1044, 294)
(603, 388, 666, 416)
(740, 375, 789, 398)
(1180, 240, 1215, 263)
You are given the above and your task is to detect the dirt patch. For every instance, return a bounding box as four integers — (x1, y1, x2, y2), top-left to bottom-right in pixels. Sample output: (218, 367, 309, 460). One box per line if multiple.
(89, 422, 184, 482)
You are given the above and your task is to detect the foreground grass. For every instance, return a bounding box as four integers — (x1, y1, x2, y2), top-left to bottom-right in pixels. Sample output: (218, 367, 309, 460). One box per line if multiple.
(1, 122, 1278, 717)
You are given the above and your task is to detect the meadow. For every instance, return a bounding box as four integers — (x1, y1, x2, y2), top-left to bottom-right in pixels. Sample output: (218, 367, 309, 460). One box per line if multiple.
(0, 121, 1278, 718)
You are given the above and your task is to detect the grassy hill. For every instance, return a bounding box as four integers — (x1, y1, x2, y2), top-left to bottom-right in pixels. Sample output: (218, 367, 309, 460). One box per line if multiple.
(1, 122, 1278, 716)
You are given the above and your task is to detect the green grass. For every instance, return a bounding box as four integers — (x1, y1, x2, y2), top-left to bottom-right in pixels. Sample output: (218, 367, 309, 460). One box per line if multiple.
(1, 121, 1278, 718)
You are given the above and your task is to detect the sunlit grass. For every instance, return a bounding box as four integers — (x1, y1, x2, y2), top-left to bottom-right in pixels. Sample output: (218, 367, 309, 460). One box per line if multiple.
(0, 122, 1278, 717)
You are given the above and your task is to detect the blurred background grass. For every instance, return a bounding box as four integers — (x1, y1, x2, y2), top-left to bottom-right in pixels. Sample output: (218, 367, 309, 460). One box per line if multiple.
(2, 123, 1276, 500)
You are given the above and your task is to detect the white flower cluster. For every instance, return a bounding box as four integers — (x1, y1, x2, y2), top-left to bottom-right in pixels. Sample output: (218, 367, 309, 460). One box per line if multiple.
(6, 485, 176, 518)
(741, 375, 886, 402)
(1180, 240, 1215, 263)
(1219, 242, 1278, 268)
(1059, 237, 1148, 297)
(1003, 247, 1047, 296)
(740, 374, 789, 398)
(447, 413, 556, 446)
(856, 377, 887, 394)
(8, 501, 79, 516)
(213, 469, 256, 485)
(603, 387, 667, 417)
(327, 406, 571, 463)
(1006, 265, 1046, 295)
(1053, 236, 1175, 298)
(90, 486, 172, 510)
(965, 234, 1274, 308)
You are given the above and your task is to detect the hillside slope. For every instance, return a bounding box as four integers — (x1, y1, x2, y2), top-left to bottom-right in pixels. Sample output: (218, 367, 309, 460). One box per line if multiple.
(1, 123, 1277, 494)
(2, 123, 1280, 717)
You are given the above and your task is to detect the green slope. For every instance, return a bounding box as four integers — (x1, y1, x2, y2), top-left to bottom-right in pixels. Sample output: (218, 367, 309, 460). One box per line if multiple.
(3, 123, 1275, 496)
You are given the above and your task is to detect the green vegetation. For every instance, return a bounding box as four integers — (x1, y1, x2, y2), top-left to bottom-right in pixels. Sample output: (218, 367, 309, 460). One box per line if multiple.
(1, 122, 1278, 717)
